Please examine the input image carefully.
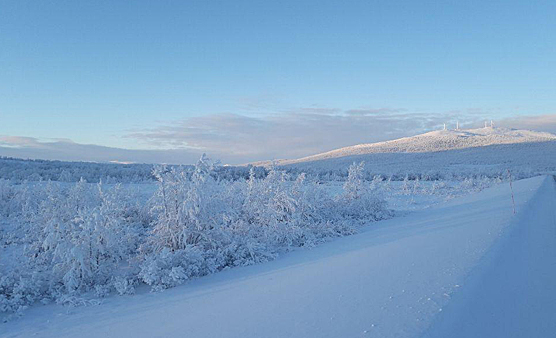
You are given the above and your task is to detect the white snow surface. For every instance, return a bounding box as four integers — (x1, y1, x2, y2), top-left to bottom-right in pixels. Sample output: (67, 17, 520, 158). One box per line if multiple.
(3, 175, 555, 338)
(253, 127, 556, 177)
(276, 127, 556, 163)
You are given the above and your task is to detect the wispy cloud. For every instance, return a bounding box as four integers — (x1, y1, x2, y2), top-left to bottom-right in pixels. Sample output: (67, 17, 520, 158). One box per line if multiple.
(124, 108, 488, 163)
(498, 114, 556, 134)
(0, 136, 203, 164)
(345, 108, 406, 116)
(4, 110, 553, 165)
(0, 136, 48, 148)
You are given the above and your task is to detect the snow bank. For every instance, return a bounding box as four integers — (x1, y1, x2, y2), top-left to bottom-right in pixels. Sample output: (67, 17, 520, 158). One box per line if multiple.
(423, 175, 556, 337)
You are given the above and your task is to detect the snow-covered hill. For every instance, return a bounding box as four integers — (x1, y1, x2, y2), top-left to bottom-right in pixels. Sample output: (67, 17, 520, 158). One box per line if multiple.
(285, 127, 556, 163)
(256, 127, 556, 178)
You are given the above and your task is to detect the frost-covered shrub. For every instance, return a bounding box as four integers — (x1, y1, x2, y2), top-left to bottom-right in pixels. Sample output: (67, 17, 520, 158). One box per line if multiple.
(113, 276, 136, 296)
(1, 156, 391, 313)
(0, 270, 47, 315)
(401, 175, 412, 195)
(243, 168, 305, 246)
(459, 176, 502, 193)
(147, 155, 232, 252)
(428, 180, 448, 195)
(0, 179, 14, 217)
(27, 181, 134, 295)
(139, 247, 213, 291)
(140, 156, 239, 288)
(138, 158, 390, 290)
(0, 179, 144, 315)
(140, 157, 270, 288)
(338, 162, 391, 222)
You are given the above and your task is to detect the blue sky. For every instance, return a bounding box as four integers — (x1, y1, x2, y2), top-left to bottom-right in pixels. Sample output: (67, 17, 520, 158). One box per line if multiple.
(1, 0, 555, 163)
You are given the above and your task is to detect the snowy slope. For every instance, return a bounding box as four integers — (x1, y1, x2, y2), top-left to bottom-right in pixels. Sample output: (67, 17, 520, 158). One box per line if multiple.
(4, 175, 554, 338)
(257, 127, 556, 177)
(282, 127, 556, 163)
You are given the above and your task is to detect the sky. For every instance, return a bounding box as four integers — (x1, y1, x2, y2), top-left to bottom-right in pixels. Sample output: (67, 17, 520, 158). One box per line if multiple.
(1, 0, 555, 164)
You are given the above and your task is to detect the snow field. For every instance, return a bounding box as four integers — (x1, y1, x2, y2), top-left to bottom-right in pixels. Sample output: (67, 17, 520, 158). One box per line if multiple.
(3, 175, 551, 337)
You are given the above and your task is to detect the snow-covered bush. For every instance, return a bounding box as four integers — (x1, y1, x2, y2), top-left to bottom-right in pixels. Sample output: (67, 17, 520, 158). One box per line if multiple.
(138, 158, 390, 290)
(339, 162, 391, 222)
(0, 179, 144, 315)
(1, 156, 391, 314)
(0, 179, 14, 217)
(27, 181, 129, 294)
(0, 270, 47, 316)
(459, 176, 502, 193)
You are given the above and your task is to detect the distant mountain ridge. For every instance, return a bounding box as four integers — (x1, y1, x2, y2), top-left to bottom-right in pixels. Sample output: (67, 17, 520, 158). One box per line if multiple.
(253, 127, 556, 167)
(249, 127, 556, 179)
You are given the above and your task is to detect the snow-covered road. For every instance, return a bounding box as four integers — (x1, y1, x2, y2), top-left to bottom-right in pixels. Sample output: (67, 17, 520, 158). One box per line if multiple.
(3, 176, 555, 338)
(423, 175, 556, 337)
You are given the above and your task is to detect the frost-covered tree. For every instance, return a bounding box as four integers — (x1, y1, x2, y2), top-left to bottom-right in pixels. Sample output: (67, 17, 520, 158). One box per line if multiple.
(140, 155, 234, 289)
(339, 162, 391, 222)
(148, 154, 228, 252)
(343, 162, 367, 200)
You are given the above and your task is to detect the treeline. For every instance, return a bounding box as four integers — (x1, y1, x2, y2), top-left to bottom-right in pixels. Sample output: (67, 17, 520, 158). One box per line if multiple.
(0, 157, 267, 183)
(0, 156, 533, 185)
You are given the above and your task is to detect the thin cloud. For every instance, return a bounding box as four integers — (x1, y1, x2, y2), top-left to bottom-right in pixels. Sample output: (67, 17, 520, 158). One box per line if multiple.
(345, 108, 406, 116)
(4, 109, 547, 165)
(0, 136, 46, 148)
(498, 114, 556, 134)
(124, 108, 487, 163)
(0, 136, 203, 164)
